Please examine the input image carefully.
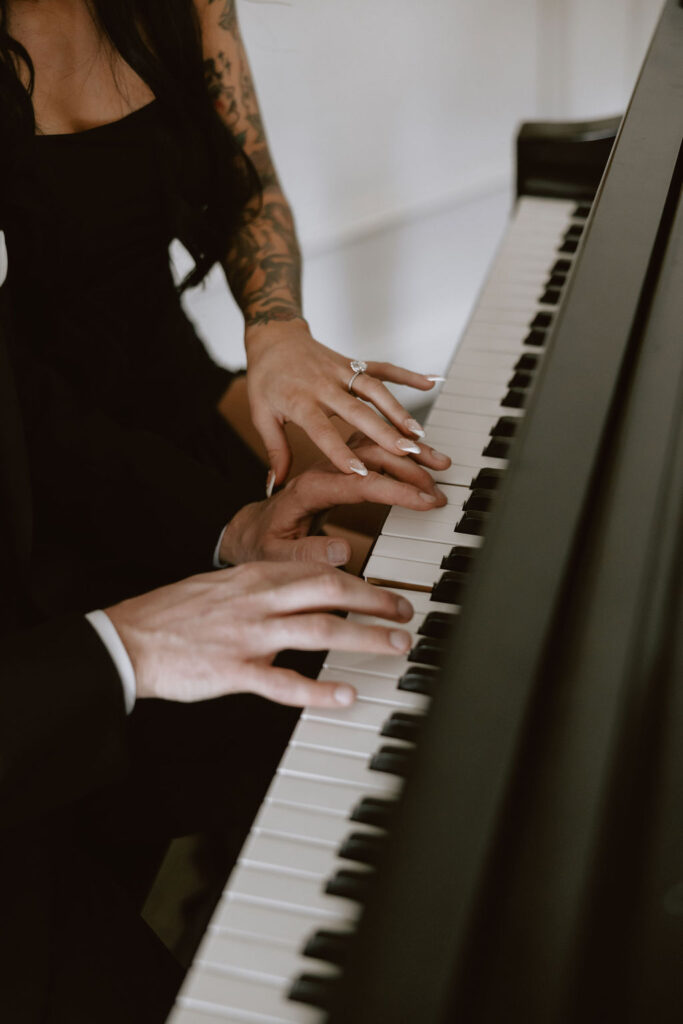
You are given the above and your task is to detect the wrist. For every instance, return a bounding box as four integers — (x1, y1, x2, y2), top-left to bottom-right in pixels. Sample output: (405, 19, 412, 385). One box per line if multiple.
(244, 311, 308, 340)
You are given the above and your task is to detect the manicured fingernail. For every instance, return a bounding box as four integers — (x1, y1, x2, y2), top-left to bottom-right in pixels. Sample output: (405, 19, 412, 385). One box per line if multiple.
(349, 458, 368, 476)
(426, 375, 446, 383)
(405, 417, 425, 438)
(265, 469, 275, 498)
(419, 491, 437, 504)
(397, 597, 413, 620)
(396, 438, 421, 454)
(390, 629, 411, 651)
(327, 540, 349, 565)
(335, 685, 355, 706)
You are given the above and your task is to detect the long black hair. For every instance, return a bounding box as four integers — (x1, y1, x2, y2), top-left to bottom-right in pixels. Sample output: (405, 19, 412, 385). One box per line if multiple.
(0, 0, 261, 288)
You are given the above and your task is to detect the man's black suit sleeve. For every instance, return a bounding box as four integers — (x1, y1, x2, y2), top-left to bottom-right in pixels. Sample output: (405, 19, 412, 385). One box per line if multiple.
(0, 614, 129, 830)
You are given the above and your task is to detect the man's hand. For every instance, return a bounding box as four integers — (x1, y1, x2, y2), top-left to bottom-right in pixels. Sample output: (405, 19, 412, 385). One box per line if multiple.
(106, 562, 414, 708)
(218, 433, 449, 566)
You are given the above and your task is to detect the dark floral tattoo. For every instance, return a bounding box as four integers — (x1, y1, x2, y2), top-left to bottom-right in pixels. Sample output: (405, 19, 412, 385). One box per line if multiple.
(203, 0, 302, 327)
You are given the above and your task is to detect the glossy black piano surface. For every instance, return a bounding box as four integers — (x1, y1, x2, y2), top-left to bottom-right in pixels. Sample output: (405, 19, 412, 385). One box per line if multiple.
(325, 1, 683, 1021)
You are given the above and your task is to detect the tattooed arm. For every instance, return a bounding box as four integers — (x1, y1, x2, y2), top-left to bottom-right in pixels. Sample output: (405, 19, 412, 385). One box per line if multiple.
(198, 0, 301, 327)
(195, 0, 446, 488)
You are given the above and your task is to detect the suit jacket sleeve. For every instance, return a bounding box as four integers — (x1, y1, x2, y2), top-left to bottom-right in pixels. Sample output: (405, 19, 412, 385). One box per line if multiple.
(0, 614, 130, 830)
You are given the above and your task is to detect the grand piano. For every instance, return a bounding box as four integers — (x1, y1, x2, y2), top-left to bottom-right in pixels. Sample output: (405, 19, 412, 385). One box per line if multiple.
(168, 1, 683, 1019)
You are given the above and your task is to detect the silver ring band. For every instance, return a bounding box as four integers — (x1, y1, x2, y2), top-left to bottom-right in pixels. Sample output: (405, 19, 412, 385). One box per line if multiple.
(347, 359, 368, 393)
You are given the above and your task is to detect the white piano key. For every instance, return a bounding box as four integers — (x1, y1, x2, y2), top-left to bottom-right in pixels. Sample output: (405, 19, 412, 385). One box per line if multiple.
(169, 1005, 308, 1024)
(433, 393, 525, 418)
(382, 514, 460, 545)
(363, 555, 442, 590)
(374, 533, 478, 564)
(266, 774, 391, 816)
(448, 347, 531, 371)
(302, 699, 407, 730)
(279, 746, 403, 795)
(240, 833, 360, 880)
(438, 375, 511, 399)
(197, 931, 339, 985)
(210, 897, 354, 947)
(291, 719, 411, 758)
(228, 863, 363, 918)
(254, 801, 383, 846)
(179, 966, 321, 1024)
(422, 423, 490, 449)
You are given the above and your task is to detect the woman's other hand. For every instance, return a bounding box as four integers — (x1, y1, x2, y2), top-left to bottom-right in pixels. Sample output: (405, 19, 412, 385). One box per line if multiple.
(245, 318, 445, 488)
(106, 562, 414, 707)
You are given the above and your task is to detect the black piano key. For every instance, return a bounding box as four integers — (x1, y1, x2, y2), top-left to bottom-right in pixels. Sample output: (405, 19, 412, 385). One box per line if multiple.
(432, 568, 467, 601)
(303, 930, 351, 968)
(539, 288, 561, 305)
(552, 258, 572, 274)
(491, 416, 518, 437)
(464, 489, 493, 513)
(573, 203, 591, 219)
(501, 388, 526, 409)
(398, 665, 437, 696)
(289, 973, 336, 1010)
(350, 796, 396, 829)
(325, 868, 373, 902)
(523, 328, 546, 347)
(338, 832, 386, 867)
(455, 511, 487, 536)
(515, 352, 539, 371)
(483, 437, 511, 459)
(545, 272, 566, 289)
(418, 611, 457, 640)
(408, 637, 447, 667)
(369, 745, 413, 778)
(566, 222, 584, 238)
(471, 468, 504, 490)
(381, 711, 424, 743)
(531, 312, 553, 329)
(508, 370, 533, 389)
(559, 239, 578, 254)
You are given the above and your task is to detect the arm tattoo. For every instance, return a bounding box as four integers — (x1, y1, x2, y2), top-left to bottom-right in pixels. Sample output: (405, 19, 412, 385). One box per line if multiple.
(203, 0, 303, 327)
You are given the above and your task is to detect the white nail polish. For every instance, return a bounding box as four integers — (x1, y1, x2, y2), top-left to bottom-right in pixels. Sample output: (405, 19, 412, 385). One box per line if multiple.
(426, 375, 446, 383)
(265, 469, 275, 498)
(396, 438, 421, 454)
(405, 417, 425, 438)
(349, 459, 368, 476)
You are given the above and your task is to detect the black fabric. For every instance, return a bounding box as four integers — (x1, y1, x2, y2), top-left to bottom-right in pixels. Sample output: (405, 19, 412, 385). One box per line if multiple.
(3, 100, 233, 436)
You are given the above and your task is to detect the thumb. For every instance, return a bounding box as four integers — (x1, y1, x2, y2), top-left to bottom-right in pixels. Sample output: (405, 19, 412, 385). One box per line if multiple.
(254, 412, 292, 492)
(270, 535, 351, 566)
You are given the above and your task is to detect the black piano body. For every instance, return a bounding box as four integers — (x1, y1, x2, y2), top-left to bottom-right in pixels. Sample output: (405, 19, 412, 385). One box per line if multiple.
(325, 1, 683, 1021)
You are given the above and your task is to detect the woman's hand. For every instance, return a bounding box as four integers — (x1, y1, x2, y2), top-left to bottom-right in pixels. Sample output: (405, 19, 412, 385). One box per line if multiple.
(244, 319, 444, 487)
(218, 433, 450, 567)
(106, 562, 414, 708)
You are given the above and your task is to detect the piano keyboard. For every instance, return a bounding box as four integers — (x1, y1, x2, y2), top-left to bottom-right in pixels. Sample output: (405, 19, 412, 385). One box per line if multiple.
(168, 194, 588, 1024)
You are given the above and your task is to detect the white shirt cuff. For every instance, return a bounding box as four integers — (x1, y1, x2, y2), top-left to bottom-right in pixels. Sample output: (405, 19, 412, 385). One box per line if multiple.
(213, 524, 229, 568)
(85, 610, 137, 714)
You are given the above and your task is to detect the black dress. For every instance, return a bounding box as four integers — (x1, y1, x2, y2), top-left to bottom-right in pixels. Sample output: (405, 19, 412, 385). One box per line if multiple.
(3, 99, 266, 609)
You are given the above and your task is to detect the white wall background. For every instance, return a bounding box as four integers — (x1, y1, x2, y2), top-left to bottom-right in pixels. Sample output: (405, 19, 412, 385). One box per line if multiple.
(179, 0, 663, 400)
